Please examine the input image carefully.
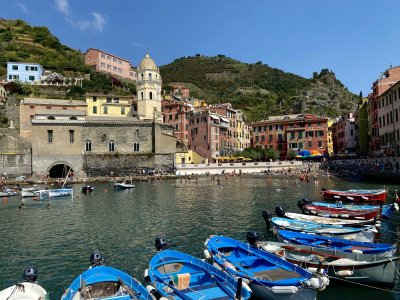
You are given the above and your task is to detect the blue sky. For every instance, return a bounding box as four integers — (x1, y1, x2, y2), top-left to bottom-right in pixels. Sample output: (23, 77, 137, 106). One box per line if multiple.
(3, 0, 400, 95)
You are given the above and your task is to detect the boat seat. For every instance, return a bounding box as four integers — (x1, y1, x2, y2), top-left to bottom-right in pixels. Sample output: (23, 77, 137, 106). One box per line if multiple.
(229, 256, 258, 263)
(181, 283, 231, 300)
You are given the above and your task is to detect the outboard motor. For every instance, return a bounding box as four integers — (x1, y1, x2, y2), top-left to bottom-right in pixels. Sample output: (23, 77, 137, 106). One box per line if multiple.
(261, 210, 271, 230)
(321, 187, 327, 192)
(23, 267, 38, 283)
(246, 231, 261, 247)
(90, 250, 104, 267)
(297, 198, 311, 211)
(275, 206, 286, 218)
(155, 236, 170, 251)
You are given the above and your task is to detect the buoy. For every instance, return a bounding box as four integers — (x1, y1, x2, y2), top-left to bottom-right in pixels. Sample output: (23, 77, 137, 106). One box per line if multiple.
(271, 285, 298, 294)
(351, 249, 363, 254)
(104, 189, 108, 192)
(203, 249, 211, 259)
(335, 269, 353, 276)
(144, 269, 150, 281)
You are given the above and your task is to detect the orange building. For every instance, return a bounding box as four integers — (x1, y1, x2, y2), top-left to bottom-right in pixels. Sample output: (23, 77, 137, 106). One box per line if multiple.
(252, 114, 328, 158)
(85, 48, 137, 81)
(162, 99, 192, 143)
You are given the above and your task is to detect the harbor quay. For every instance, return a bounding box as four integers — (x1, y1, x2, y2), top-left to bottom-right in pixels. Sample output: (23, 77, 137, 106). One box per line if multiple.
(176, 160, 303, 175)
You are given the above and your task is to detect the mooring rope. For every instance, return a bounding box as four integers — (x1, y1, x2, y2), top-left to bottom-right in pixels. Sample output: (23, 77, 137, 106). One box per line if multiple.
(330, 276, 400, 294)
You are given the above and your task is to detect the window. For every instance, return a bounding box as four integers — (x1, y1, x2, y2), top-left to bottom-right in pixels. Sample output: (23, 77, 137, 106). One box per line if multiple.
(298, 142, 303, 149)
(12, 65, 18, 70)
(298, 131, 303, 138)
(268, 134, 273, 141)
(47, 130, 53, 143)
(149, 73, 152, 79)
(278, 133, 283, 142)
(101, 62, 105, 68)
(107, 64, 111, 69)
(113, 57, 117, 62)
(136, 129, 139, 137)
(93, 96, 97, 102)
(290, 132, 295, 139)
(121, 107, 125, 115)
(113, 66, 117, 71)
(103, 106, 108, 114)
(149, 92, 153, 100)
(109, 141, 115, 151)
(85, 141, 92, 151)
(101, 53, 105, 58)
(269, 125, 273, 131)
(308, 141, 312, 147)
(69, 130, 74, 143)
(93, 106, 97, 114)
(261, 135, 266, 142)
(133, 142, 140, 152)
(141, 92, 144, 100)
(28, 76, 35, 81)
(106, 97, 112, 103)
(318, 141, 323, 147)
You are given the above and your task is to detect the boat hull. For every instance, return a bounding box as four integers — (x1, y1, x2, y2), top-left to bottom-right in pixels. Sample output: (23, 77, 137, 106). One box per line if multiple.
(321, 189, 387, 203)
(36, 188, 73, 200)
(250, 282, 317, 300)
(0, 282, 48, 300)
(302, 204, 379, 220)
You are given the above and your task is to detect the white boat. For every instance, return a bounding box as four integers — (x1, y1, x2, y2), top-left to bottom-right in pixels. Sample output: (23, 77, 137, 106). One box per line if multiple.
(21, 185, 39, 197)
(0, 188, 19, 197)
(0, 267, 48, 300)
(35, 188, 73, 200)
(114, 179, 135, 189)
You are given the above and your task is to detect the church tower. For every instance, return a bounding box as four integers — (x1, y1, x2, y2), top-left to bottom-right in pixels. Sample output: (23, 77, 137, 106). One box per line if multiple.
(136, 53, 162, 122)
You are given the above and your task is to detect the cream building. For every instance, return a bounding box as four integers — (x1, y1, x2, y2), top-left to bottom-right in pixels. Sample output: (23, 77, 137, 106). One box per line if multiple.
(136, 53, 162, 122)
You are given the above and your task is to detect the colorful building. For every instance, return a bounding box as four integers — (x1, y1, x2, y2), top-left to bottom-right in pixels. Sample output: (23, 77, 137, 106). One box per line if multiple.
(327, 119, 334, 156)
(354, 98, 369, 156)
(7, 62, 43, 83)
(252, 114, 328, 158)
(369, 66, 400, 155)
(332, 113, 356, 154)
(85, 94, 136, 118)
(162, 99, 192, 143)
(376, 80, 400, 156)
(85, 48, 136, 81)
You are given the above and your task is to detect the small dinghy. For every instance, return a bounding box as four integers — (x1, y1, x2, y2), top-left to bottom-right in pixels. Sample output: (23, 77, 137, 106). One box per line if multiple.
(62, 250, 154, 300)
(277, 230, 396, 257)
(21, 185, 40, 197)
(273, 207, 376, 227)
(321, 188, 387, 203)
(0, 267, 48, 300)
(114, 179, 135, 190)
(298, 200, 380, 220)
(246, 231, 400, 285)
(0, 188, 19, 197)
(145, 236, 251, 300)
(205, 235, 329, 300)
(309, 201, 398, 220)
(271, 217, 376, 242)
(35, 188, 73, 200)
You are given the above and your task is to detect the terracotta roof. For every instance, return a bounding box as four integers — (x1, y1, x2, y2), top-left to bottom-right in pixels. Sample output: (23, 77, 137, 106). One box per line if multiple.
(23, 98, 87, 106)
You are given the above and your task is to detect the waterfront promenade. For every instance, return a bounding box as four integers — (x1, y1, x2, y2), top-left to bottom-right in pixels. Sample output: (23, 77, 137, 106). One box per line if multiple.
(176, 160, 303, 175)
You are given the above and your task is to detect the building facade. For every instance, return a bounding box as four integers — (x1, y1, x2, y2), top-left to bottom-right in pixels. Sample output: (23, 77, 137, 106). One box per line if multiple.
(7, 62, 43, 83)
(327, 120, 334, 156)
(85, 48, 136, 81)
(369, 66, 400, 154)
(376, 80, 400, 156)
(252, 114, 328, 158)
(354, 98, 369, 156)
(85, 94, 136, 118)
(136, 53, 162, 122)
(162, 99, 191, 143)
(332, 113, 356, 154)
(0, 83, 7, 102)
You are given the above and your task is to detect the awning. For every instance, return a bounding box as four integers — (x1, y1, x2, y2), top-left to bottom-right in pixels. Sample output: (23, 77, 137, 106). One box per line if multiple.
(210, 115, 219, 121)
(220, 117, 229, 123)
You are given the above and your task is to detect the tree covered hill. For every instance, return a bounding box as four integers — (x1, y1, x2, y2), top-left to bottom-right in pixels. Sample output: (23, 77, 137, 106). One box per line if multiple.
(160, 55, 358, 121)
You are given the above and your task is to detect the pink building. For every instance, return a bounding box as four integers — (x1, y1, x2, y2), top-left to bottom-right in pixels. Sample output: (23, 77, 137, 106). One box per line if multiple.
(332, 113, 356, 154)
(162, 99, 191, 143)
(85, 48, 137, 81)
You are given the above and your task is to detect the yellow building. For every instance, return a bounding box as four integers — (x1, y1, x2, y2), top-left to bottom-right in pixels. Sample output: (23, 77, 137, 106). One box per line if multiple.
(327, 119, 334, 155)
(176, 149, 206, 164)
(86, 94, 136, 117)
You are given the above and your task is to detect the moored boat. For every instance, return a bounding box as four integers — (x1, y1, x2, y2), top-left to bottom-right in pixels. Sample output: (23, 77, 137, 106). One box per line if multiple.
(274, 207, 376, 227)
(205, 235, 329, 300)
(0, 267, 48, 300)
(271, 217, 376, 242)
(321, 188, 387, 203)
(245, 232, 400, 285)
(62, 251, 154, 300)
(35, 187, 73, 200)
(0, 187, 19, 197)
(277, 230, 396, 257)
(310, 201, 398, 220)
(297, 200, 380, 220)
(81, 185, 94, 193)
(21, 185, 39, 197)
(114, 179, 135, 190)
(146, 238, 251, 300)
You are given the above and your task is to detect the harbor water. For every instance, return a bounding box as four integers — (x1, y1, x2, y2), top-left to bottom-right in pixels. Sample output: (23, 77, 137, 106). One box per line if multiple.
(1, 175, 400, 299)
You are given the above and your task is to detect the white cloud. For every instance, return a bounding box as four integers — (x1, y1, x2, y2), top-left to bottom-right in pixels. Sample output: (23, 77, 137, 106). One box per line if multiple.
(130, 42, 146, 48)
(55, 0, 70, 16)
(16, 2, 29, 14)
(66, 12, 107, 33)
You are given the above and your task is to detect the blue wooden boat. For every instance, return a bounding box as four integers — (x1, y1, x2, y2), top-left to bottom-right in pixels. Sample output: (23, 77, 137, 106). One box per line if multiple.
(146, 249, 252, 300)
(311, 201, 398, 219)
(271, 217, 376, 242)
(62, 252, 154, 300)
(277, 230, 396, 257)
(205, 235, 329, 300)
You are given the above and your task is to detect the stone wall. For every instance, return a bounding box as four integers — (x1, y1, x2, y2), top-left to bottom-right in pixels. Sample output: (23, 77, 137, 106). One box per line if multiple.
(31, 154, 83, 177)
(0, 133, 31, 176)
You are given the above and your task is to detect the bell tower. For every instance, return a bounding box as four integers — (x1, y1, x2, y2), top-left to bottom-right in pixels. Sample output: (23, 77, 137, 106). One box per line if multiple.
(136, 53, 162, 122)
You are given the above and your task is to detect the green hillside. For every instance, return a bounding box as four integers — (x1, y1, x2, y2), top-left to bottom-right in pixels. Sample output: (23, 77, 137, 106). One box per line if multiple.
(0, 18, 91, 76)
(160, 55, 358, 121)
